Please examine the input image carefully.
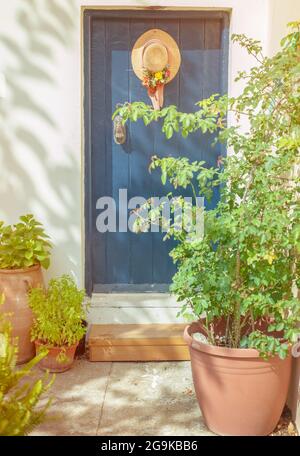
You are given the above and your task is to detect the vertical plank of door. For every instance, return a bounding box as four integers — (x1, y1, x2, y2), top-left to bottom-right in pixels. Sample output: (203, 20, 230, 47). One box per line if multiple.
(203, 19, 222, 100)
(129, 19, 155, 284)
(152, 19, 180, 285)
(178, 19, 208, 225)
(106, 19, 131, 284)
(91, 18, 107, 285)
(179, 19, 205, 162)
(220, 17, 230, 161)
(203, 19, 223, 210)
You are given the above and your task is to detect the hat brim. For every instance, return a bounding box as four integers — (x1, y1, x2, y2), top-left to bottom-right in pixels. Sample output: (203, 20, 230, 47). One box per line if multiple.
(131, 29, 181, 83)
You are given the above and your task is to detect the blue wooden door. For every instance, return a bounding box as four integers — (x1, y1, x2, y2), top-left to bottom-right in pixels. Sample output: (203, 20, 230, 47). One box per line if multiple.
(84, 10, 229, 294)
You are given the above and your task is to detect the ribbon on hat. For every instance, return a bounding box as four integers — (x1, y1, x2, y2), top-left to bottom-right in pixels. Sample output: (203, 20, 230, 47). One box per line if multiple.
(142, 39, 170, 110)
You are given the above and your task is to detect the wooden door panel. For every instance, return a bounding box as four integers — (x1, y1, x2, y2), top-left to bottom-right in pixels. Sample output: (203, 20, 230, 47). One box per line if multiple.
(84, 11, 229, 293)
(106, 19, 131, 284)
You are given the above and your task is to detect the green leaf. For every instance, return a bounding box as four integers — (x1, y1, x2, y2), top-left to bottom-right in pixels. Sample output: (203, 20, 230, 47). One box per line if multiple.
(161, 171, 167, 186)
(39, 258, 50, 270)
(276, 322, 284, 331)
(165, 125, 173, 139)
(24, 251, 33, 260)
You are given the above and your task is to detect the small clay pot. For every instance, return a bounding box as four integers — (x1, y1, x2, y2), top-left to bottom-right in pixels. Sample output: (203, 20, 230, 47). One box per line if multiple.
(184, 322, 292, 436)
(35, 340, 78, 373)
(0, 264, 44, 364)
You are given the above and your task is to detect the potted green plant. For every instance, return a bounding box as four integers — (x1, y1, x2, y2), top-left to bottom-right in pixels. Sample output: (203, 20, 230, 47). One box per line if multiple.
(0, 214, 52, 363)
(0, 294, 54, 436)
(28, 275, 88, 373)
(113, 23, 300, 435)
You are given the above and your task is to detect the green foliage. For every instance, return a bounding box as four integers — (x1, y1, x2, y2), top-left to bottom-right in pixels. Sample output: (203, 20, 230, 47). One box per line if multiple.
(0, 294, 54, 436)
(113, 24, 300, 358)
(0, 214, 52, 270)
(29, 275, 88, 348)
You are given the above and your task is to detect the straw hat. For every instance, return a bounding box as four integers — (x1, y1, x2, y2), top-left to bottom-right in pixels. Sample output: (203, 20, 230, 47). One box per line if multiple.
(132, 29, 181, 82)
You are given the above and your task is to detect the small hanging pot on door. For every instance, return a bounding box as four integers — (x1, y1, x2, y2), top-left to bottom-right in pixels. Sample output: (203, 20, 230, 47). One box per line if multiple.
(113, 114, 126, 145)
(131, 29, 181, 110)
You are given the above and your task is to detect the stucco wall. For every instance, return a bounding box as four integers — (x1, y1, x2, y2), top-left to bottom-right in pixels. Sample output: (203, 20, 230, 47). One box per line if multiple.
(267, 0, 300, 55)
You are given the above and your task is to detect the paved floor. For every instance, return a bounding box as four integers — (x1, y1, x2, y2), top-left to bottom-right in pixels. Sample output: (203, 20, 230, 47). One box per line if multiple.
(31, 359, 213, 436)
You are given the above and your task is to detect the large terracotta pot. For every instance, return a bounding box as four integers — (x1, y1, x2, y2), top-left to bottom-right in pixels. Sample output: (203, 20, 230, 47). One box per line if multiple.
(0, 264, 44, 364)
(184, 322, 292, 436)
(35, 340, 78, 373)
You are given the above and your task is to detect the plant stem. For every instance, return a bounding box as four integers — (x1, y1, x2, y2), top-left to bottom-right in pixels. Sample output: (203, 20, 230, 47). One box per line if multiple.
(232, 167, 256, 348)
(225, 315, 231, 346)
(232, 250, 242, 348)
(190, 182, 198, 203)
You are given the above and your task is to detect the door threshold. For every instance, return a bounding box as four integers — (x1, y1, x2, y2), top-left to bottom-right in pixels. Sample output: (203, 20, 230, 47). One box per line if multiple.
(93, 284, 171, 293)
(88, 293, 185, 325)
(91, 292, 179, 308)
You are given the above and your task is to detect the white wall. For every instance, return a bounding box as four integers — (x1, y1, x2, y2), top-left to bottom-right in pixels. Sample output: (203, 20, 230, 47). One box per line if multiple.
(0, 0, 82, 283)
(267, 0, 300, 55)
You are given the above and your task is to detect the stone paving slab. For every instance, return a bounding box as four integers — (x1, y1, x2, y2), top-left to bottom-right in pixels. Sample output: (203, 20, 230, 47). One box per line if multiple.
(32, 360, 212, 436)
(31, 359, 111, 436)
(97, 361, 212, 436)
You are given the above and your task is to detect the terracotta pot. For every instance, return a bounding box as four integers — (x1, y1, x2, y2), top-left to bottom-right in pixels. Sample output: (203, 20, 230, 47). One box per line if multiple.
(0, 264, 44, 364)
(35, 340, 78, 373)
(184, 322, 292, 436)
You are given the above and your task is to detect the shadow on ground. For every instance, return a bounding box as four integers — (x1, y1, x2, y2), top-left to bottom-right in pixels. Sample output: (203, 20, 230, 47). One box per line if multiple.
(32, 359, 212, 436)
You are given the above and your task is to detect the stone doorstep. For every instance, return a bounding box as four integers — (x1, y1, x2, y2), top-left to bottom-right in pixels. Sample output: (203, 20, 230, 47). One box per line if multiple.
(87, 293, 186, 325)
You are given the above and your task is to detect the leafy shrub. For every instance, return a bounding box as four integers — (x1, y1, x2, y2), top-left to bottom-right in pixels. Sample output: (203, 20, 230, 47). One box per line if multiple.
(114, 23, 300, 359)
(29, 275, 88, 347)
(0, 295, 54, 436)
(0, 214, 52, 270)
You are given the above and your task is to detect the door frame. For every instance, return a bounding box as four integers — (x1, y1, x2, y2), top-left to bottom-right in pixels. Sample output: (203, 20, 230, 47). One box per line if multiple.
(82, 7, 230, 296)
